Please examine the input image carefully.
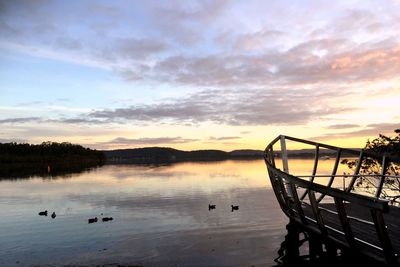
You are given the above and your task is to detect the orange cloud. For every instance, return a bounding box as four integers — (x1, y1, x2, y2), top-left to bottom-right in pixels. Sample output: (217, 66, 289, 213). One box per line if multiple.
(331, 56, 352, 69)
(331, 47, 400, 71)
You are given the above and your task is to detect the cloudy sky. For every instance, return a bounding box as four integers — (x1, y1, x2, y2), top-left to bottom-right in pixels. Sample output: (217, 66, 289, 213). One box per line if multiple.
(0, 0, 399, 150)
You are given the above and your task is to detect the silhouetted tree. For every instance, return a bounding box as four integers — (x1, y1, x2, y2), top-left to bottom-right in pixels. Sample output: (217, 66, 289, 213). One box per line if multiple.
(341, 129, 400, 205)
(0, 142, 105, 178)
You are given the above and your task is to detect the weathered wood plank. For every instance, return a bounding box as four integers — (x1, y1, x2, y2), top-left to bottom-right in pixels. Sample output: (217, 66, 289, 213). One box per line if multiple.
(371, 209, 397, 265)
(289, 182, 307, 224)
(308, 190, 326, 234)
(300, 145, 319, 200)
(334, 197, 356, 248)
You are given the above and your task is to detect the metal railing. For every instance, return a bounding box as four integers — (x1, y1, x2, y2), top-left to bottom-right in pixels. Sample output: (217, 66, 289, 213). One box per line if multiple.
(265, 135, 400, 201)
(264, 135, 399, 265)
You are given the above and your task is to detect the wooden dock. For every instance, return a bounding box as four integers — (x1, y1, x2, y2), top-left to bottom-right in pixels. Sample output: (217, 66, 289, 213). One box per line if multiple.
(264, 135, 400, 266)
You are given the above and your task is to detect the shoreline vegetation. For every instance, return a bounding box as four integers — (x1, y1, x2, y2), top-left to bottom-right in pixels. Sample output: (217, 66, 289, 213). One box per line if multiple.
(103, 147, 360, 164)
(0, 141, 360, 178)
(103, 147, 264, 163)
(0, 142, 105, 178)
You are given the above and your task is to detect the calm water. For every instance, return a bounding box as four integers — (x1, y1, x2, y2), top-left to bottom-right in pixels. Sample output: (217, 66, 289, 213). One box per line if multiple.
(0, 159, 344, 267)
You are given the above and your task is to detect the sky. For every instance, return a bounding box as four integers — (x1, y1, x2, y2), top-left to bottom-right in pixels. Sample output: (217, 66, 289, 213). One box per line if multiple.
(0, 0, 399, 151)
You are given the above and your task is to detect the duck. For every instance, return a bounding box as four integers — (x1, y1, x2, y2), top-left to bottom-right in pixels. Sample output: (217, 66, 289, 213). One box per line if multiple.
(38, 210, 48, 216)
(208, 204, 216, 210)
(102, 217, 113, 222)
(88, 217, 98, 224)
(51, 212, 56, 219)
(231, 205, 239, 211)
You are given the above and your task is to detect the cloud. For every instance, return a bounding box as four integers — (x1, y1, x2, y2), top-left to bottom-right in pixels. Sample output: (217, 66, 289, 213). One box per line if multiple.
(0, 116, 112, 125)
(360, 123, 400, 136)
(209, 136, 241, 141)
(108, 37, 168, 60)
(333, 9, 376, 34)
(325, 124, 360, 129)
(0, 138, 28, 143)
(149, 0, 231, 45)
(55, 37, 82, 50)
(0, 1, 170, 71)
(113, 38, 400, 88)
(2, 1, 400, 90)
(233, 29, 286, 52)
(1, 1, 399, 147)
(88, 87, 356, 126)
(312, 123, 400, 141)
(100, 136, 198, 146)
(0, 117, 42, 123)
(56, 118, 110, 124)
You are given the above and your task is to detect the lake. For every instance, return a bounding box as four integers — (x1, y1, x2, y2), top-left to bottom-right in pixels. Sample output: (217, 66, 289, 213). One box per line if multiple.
(0, 158, 347, 266)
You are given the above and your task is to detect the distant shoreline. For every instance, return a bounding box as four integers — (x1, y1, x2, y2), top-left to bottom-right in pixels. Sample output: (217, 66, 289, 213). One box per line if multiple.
(102, 146, 360, 164)
(0, 143, 360, 178)
(0, 142, 105, 178)
(102, 147, 263, 164)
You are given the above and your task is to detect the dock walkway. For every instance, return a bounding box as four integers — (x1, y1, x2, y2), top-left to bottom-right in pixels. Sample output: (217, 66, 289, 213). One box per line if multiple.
(264, 135, 400, 266)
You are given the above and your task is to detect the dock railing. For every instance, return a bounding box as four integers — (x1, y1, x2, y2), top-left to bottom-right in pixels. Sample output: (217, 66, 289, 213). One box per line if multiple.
(264, 135, 400, 266)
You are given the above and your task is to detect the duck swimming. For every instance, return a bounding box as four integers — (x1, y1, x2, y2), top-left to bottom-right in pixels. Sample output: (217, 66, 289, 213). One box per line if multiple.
(102, 217, 113, 222)
(51, 212, 56, 219)
(38, 210, 48, 216)
(231, 205, 239, 211)
(208, 204, 216, 210)
(88, 217, 98, 224)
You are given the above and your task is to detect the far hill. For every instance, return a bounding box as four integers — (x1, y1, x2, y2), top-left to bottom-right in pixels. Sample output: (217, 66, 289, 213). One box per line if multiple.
(102, 147, 360, 164)
(274, 148, 360, 158)
(103, 147, 264, 163)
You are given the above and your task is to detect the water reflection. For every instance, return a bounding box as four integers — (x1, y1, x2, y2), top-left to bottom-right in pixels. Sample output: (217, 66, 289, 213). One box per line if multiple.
(272, 223, 378, 267)
(0, 159, 342, 266)
(0, 162, 104, 180)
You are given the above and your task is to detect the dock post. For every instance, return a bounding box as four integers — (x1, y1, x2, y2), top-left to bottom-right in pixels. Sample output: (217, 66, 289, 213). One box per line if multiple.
(285, 219, 300, 261)
(308, 232, 323, 259)
(325, 241, 338, 259)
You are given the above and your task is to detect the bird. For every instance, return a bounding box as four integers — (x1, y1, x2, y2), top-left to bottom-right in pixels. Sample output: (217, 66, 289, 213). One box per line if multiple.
(88, 217, 98, 224)
(231, 205, 239, 211)
(38, 210, 48, 216)
(51, 212, 56, 219)
(208, 204, 216, 210)
(102, 217, 113, 222)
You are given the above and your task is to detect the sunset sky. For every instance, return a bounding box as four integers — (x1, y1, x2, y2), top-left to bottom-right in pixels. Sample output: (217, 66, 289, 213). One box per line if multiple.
(0, 0, 399, 150)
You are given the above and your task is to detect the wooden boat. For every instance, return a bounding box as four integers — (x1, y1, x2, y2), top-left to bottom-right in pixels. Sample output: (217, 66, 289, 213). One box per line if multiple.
(264, 135, 400, 266)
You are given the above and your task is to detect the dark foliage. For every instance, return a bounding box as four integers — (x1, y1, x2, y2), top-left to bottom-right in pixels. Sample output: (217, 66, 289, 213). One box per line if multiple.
(341, 129, 400, 205)
(0, 141, 105, 178)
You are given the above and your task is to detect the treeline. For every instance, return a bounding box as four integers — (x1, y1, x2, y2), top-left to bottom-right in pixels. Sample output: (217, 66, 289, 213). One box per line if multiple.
(364, 129, 400, 157)
(103, 147, 263, 163)
(341, 129, 400, 205)
(0, 142, 105, 178)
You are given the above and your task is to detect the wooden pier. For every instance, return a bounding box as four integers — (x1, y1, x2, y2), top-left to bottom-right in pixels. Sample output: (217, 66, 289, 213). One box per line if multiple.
(264, 135, 400, 266)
